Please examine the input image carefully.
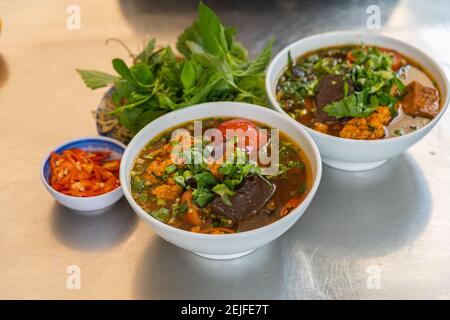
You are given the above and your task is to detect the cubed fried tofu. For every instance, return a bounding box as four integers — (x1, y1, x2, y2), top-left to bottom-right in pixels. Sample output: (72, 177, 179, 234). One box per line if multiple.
(400, 81, 439, 119)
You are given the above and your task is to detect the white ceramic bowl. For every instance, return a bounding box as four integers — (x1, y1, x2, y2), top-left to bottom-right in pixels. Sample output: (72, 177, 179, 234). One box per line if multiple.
(266, 31, 450, 171)
(120, 102, 322, 259)
(41, 136, 125, 213)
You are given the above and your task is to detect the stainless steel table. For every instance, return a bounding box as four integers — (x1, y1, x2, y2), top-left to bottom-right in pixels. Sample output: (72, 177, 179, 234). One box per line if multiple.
(1, 0, 449, 299)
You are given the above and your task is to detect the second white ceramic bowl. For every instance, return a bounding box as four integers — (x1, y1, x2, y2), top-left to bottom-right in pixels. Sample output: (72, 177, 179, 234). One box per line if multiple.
(266, 31, 449, 171)
(120, 102, 322, 259)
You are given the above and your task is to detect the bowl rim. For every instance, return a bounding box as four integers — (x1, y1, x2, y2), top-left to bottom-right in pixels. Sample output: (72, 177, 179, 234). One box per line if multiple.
(120, 101, 322, 239)
(265, 30, 450, 144)
(40, 136, 126, 200)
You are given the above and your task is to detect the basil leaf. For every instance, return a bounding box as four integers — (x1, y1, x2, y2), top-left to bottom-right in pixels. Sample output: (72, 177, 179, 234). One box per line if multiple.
(181, 61, 196, 90)
(136, 39, 156, 63)
(112, 58, 135, 84)
(131, 63, 154, 85)
(196, 2, 228, 56)
(236, 38, 274, 77)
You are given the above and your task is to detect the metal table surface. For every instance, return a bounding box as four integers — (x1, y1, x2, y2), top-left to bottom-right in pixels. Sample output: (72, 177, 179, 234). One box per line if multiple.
(1, 0, 449, 299)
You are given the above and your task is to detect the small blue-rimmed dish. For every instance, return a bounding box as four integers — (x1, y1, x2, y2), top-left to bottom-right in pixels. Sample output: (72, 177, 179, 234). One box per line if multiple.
(41, 136, 126, 213)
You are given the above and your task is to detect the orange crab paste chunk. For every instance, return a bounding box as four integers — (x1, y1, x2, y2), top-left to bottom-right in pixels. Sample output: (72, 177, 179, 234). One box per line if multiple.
(143, 144, 173, 184)
(140, 143, 182, 200)
(339, 107, 392, 140)
(151, 183, 182, 200)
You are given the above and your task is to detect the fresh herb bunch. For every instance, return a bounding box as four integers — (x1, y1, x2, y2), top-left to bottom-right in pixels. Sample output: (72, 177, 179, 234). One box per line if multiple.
(77, 2, 274, 136)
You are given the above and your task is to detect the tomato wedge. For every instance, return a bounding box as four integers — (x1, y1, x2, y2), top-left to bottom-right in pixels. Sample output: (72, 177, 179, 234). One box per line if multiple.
(379, 48, 404, 71)
(218, 119, 267, 150)
(280, 196, 302, 217)
(346, 51, 356, 63)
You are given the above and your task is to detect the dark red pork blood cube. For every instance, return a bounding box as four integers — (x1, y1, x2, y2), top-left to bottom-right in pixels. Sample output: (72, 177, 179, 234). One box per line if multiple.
(210, 175, 275, 223)
(315, 74, 354, 121)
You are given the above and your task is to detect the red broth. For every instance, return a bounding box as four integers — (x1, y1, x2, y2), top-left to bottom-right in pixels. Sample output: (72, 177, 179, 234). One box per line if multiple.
(130, 118, 312, 234)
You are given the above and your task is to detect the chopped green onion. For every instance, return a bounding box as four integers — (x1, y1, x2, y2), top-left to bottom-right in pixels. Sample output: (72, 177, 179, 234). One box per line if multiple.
(165, 163, 177, 174)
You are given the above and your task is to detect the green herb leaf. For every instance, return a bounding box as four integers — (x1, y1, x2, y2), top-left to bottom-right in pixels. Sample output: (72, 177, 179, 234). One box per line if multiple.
(196, 2, 228, 56)
(236, 38, 274, 77)
(181, 61, 196, 90)
(174, 174, 186, 187)
(219, 164, 238, 176)
(212, 184, 235, 206)
(131, 63, 154, 85)
(192, 188, 216, 207)
(172, 203, 188, 216)
(287, 51, 293, 68)
(323, 90, 378, 118)
(176, 22, 202, 58)
(112, 58, 135, 84)
(195, 171, 218, 189)
(76, 69, 118, 89)
(150, 207, 170, 222)
(136, 39, 156, 63)
(298, 183, 307, 195)
(165, 163, 177, 174)
(130, 177, 145, 193)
